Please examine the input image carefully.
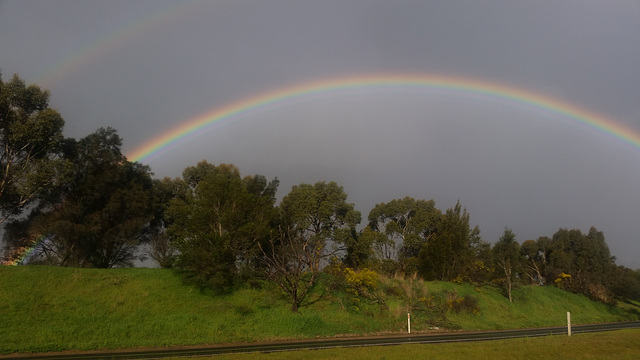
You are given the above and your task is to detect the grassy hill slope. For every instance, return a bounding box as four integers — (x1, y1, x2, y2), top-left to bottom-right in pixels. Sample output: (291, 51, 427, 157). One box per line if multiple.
(1, 266, 637, 354)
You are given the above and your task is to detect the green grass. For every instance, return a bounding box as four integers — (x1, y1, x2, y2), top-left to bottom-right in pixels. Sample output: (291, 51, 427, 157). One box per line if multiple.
(0, 266, 637, 354)
(373, 277, 636, 331)
(203, 329, 640, 360)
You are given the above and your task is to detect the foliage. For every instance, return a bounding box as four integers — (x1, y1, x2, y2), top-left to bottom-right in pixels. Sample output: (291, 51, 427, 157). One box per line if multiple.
(5, 128, 155, 268)
(367, 197, 440, 274)
(173, 232, 236, 291)
(329, 267, 385, 310)
(144, 177, 188, 268)
(418, 201, 483, 281)
(263, 181, 360, 311)
(520, 239, 546, 285)
(610, 266, 640, 301)
(279, 181, 361, 248)
(167, 162, 278, 290)
(147, 231, 176, 268)
(446, 292, 480, 314)
(0, 73, 69, 227)
(554, 272, 572, 289)
(0, 74, 71, 265)
(260, 227, 323, 311)
(342, 228, 375, 270)
(358, 226, 392, 268)
(544, 227, 616, 302)
(492, 227, 521, 302)
(373, 258, 401, 278)
(344, 267, 379, 295)
(1, 72, 634, 313)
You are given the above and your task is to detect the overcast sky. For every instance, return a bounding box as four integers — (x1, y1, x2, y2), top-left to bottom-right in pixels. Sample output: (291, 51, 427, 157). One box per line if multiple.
(1, 1, 640, 268)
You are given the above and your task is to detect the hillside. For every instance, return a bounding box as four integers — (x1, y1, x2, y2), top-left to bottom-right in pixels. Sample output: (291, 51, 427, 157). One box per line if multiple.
(1, 266, 637, 354)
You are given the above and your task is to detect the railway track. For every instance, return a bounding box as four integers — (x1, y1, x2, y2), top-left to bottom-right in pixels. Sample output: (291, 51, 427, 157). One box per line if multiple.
(3, 321, 639, 360)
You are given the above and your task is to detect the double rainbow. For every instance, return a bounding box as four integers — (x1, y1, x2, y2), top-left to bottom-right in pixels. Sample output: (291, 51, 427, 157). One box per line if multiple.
(128, 73, 640, 163)
(7, 73, 637, 266)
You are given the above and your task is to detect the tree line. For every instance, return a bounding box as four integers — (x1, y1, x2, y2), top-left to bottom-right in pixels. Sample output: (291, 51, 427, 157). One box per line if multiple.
(2, 73, 639, 310)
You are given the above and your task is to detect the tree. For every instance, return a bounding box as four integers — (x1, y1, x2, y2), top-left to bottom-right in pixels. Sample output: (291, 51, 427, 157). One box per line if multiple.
(367, 197, 440, 274)
(262, 181, 360, 311)
(492, 228, 520, 302)
(359, 226, 397, 276)
(467, 232, 492, 284)
(148, 231, 177, 269)
(144, 177, 188, 268)
(260, 225, 322, 312)
(278, 181, 361, 260)
(167, 162, 278, 290)
(343, 226, 380, 270)
(0, 73, 69, 225)
(418, 201, 481, 281)
(610, 265, 640, 301)
(11, 128, 156, 268)
(178, 162, 279, 266)
(520, 239, 546, 285)
(545, 227, 616, 302)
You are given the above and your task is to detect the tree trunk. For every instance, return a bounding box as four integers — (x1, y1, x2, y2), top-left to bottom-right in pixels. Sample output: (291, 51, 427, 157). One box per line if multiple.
(506, 260, 513, 302)
(291, 292, 299, 312)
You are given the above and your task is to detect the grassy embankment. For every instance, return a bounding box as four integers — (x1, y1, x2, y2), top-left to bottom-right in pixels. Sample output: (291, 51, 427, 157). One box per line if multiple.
(195, 329, 640, 360)
(1, 266, 638, 354)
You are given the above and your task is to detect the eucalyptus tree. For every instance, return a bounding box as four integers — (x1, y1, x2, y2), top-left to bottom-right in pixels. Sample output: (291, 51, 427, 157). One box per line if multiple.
(520, 239, 546, 285)
(262, 181, 360, 311)
(0, 73, 69, 225)
(343, 226, 378, 270)
(610, 265, 640, 301)
(546, 227, 615, 302)
(145, 177, 189, 268)
(367, 196, 441, 274)
(17, 128, 156, 268)
(167, 161, 278, 290)
(492, 228, 521, 302)
(418, 201, 482, 281)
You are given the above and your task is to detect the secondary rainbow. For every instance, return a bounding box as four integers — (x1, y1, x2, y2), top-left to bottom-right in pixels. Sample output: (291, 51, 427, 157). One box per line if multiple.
(34, 2, 202, 87)
(128, 73, 640, 163)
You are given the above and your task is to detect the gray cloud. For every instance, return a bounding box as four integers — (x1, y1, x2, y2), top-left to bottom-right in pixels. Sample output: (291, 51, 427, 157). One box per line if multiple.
(1, 0, 639, 267)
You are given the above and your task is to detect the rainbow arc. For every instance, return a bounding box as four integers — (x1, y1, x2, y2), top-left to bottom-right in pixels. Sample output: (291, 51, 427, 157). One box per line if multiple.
(128, 73, 640, 163)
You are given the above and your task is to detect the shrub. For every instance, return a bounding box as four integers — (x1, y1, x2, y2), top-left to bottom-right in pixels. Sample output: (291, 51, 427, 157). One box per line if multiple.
(448, 294, 480, 314)
(553, 272, 572, 289)
(344, 268, 379, 296)
(586, 283, 614, 304)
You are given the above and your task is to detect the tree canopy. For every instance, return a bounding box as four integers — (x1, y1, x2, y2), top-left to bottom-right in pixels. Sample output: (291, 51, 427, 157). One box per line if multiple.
(166, 161, 279, 291)
(544, 227, 616, 302)
(367, 197, 440, 274)
(0, 73, 69, 225)
(418, 201, 483, 281)
(8, 128, 156, 268)
(265, 181, 361, 311)
(492, 228, 520, 302)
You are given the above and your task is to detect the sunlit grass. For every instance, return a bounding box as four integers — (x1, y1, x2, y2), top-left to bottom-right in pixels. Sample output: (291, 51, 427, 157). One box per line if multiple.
(0, 266, 637, 354)
(201, 329, 640, 360)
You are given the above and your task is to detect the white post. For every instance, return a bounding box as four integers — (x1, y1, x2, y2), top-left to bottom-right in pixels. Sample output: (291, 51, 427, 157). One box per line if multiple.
(407, 313, 411, 334)
(567, 311, 571, 336)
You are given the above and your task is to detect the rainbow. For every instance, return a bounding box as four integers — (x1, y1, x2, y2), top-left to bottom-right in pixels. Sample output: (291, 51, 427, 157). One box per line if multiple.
(2, 236, 46, 266)
(34, 2, 203, 87)
(128, 73, 640, 163)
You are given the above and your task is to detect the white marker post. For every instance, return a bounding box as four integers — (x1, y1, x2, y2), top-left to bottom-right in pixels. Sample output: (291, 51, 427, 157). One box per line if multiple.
(408, 313, 411, 334)
(567, 312, 572, 336)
